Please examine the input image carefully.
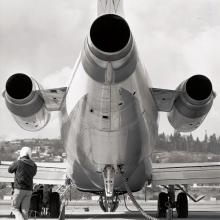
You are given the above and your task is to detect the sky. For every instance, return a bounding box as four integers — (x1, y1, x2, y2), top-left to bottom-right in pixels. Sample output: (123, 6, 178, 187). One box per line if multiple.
(0, 0, 220, 140)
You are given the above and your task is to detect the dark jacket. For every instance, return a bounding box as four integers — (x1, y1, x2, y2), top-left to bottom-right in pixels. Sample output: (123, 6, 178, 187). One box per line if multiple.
(8, 156, 37, 191)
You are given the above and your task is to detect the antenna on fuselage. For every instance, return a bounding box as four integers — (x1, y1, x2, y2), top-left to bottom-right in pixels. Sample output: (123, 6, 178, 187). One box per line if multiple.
(97, 0, 124, 17)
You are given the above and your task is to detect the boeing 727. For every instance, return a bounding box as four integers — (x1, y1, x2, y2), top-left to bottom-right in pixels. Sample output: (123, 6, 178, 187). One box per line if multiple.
(1, 0, 219, 218)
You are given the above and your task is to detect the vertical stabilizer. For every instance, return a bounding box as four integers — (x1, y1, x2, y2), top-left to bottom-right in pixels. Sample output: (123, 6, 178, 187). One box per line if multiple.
(97, 0, 124, 17)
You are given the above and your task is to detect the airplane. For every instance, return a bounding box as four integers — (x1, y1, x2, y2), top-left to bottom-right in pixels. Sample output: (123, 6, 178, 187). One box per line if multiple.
(1, 0, 219, 218)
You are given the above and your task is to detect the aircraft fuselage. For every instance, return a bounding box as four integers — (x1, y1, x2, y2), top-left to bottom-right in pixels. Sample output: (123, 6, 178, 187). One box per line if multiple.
(61, 16, 158, 192)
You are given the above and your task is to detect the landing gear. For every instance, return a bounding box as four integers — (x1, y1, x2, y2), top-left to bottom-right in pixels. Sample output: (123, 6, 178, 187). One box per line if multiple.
(29, 188, 43, 216)
(29, 185, 61, 218)
(99, 195, 119, 212)
(103, 165, 115, 198)
(99, 165, 119, 212)
(157, 185, 189, 218)
(176, 192, 188, 218)
(157, 192, 168, 218)
(49, 192, 61, 218)
(29, 192, 42, 217)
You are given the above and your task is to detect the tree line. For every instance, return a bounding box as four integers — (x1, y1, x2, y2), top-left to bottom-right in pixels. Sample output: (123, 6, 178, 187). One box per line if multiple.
(0, 132, 220, 162)
(156, 132, 220, 154)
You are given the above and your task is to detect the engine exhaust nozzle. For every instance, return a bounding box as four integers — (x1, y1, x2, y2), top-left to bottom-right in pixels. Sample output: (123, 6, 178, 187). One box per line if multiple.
(90, 14, 131, 53)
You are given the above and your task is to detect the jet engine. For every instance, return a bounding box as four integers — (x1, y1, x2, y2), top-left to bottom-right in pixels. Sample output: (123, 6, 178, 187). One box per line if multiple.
(4, 73, 50, 131)
(168, 75, 215, 132)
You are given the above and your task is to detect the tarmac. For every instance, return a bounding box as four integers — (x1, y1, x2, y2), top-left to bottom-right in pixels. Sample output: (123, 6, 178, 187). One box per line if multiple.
(0, 200, 220, 219)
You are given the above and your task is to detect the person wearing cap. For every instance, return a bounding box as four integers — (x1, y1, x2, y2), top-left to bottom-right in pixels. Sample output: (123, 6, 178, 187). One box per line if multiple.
(8, 147, 37, 220)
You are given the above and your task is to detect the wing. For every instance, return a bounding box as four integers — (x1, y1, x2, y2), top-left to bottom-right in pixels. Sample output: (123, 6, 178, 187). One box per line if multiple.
(0, 162, 66, 185)
(152, 162, 220, 186)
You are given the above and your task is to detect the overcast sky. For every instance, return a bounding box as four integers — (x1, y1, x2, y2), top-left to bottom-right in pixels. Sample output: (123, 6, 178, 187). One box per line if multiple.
(0, 0, 219, 140)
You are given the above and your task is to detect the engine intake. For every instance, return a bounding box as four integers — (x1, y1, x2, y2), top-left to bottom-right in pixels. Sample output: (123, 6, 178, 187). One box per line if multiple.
(168, 75, 215, 132)
(186, 75, 212, 101)
(82, 14, 137, 84)
(4, 73, 50, 131)
(6, 73, 33, 100)
(90, 14, 131, 53)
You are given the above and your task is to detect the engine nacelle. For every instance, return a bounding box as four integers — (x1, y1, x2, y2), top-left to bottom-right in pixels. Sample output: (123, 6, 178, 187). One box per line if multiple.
(168, 75, 215, 132)
(4, 73, 50, 131)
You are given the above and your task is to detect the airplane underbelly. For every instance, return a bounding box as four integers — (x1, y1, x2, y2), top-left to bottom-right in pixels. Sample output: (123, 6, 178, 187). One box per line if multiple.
(62, 87, 153, 191)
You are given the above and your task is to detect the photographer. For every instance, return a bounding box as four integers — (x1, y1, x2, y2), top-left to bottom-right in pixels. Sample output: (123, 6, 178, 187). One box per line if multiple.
(8, 147, 37, 220)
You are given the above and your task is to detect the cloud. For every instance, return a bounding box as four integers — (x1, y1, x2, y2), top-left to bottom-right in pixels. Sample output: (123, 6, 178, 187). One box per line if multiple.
(124, 0, 220, 138)
(42, 66, 74, 88)
(0, 0, 220, 140)
(0, 0, 93, 80)
(0, 0, 91, 140)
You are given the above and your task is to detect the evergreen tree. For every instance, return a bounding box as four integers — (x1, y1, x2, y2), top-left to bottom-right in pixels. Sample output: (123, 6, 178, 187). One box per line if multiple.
(208, 134, 218, 154)
(186, 133, 194, 152)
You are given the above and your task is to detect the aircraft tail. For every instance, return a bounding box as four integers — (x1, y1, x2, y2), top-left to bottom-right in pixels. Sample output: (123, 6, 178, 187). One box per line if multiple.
(97, 0, 124, 17)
